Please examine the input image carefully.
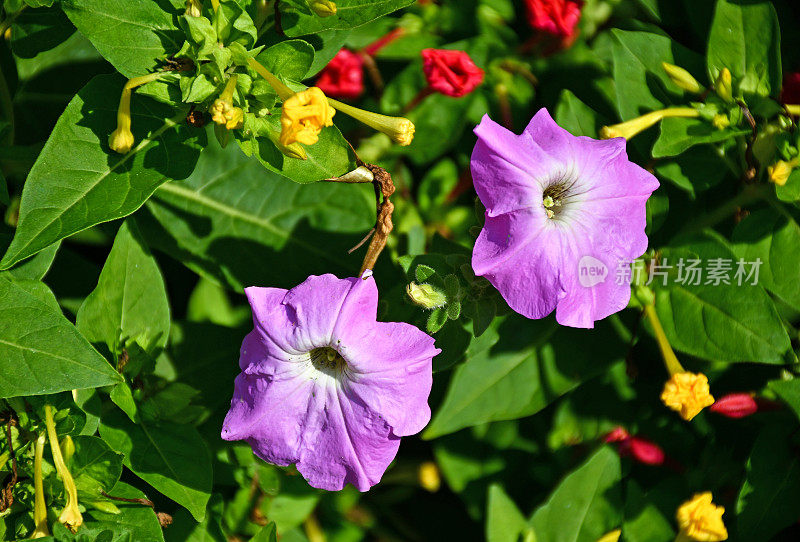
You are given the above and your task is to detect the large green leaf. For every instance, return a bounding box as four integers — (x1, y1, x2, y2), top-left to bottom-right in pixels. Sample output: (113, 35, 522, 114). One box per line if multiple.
(486, 484, 528, 542)
(76, 219, 170, 358)
(0, 74, 205, 269)
(100, 409, 213, 522)
(278, 0, 415, 37)
(70, 435, 124, 497)
(732, 209, 800, 312)
(706, 0, 781, 98)
(652, 117, 747, 158)
(609, 29, 704, 120)
(423, 317, 625, 439)
(62, 0, 183, 77)
(654, 233, 791, 364)
(136, 141, 375, 290)
(529, 447, 622, 542)
(0, 274, 122, 398)
(736, 424, 800, 540)
(554, 90, 600, 138)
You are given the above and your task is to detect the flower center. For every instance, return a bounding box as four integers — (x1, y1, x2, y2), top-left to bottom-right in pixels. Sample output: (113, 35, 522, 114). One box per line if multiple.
(310, 347, 347, 375)
(542, 180, 574, 219)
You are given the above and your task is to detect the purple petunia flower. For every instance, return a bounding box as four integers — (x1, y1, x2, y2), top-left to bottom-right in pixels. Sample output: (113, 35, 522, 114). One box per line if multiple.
(221, 273, 439, 491)
(471, 109, 659, 328)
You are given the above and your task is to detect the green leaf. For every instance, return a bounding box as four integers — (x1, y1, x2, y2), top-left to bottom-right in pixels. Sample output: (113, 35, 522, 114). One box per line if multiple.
(83, 482, 166, 542)
(768, 379, 800, 422)
(423, 317, 625, 439)
(100, 409, 213, 521)
(426, 308, 448, 334)
(166, 495, 227, 542)
(732, 209, 800, 312)
(76, 219, 170, 358)
(70, 435, 124, 497)
(554, 90, 599, 138)
(251, 523, 278, 542)
(62, 0, 183, 77)
(530, 447, 622, 542)
(279, 0, 415, 37)
(610, 29, 704, 120)
(0, 274, 122, 398)
(137, 141, 374, 291)
(255, 40, 316, 82)
(736, 423, 800, 540)
(0, 74, 205, 269)
(0, 170, 8, 205)
(653, 146, 729, 198)
(654, 233, 791, 364)
(10, 4, 75, 58)
(707, 0, 781, 98)
(0, 234, 60, 281)
(486, 484, 528, 542)
(652, 117, 747, 158)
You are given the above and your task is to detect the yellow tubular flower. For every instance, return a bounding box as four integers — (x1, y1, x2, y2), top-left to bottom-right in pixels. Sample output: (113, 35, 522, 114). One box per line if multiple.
(418, 461, 441, 493)
(596, 530, 622, 542)
(308, 0, 337, 17)
(109, 72, 163, 154)
(676, 493, 728, 542)
(787, 105, 800, 116)
(712, 114, 730, 130)
(31, 433, 50, 538)
(661, 62, 702, 94)
(45, 405, 83, 532)
(715, 68, 733, 103)
(327, 98, 415, 146)
(211, 75, 244, 130)
(768, 158, 799, 186)
(280, 87, 336, 146)
(600, 107, 699, 141)
(185, 0, 202, 17)
(661, 372, 715, 421)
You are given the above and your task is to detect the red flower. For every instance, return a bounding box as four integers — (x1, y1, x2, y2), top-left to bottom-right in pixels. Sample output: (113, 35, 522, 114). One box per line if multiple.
(316, 49, 364, 100)
(421, 49, 484, 98)
(605, 427, 665, 466)
(709, 393, 758, 419)
(781, 72, 800, 105)
(524, 0, 582, 39)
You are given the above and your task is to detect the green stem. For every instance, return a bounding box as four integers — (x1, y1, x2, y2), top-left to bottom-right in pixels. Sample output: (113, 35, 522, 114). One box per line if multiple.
(643, 304, 685, 376)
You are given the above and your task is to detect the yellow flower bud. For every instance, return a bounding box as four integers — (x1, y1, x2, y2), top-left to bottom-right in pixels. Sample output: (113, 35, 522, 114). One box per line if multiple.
(676, 492, 728, 542)
(661, 372, 715, 421)
(596, 530, 622, 542)
(308, 0, 337, 17)
(715, 68, 733, 103)
(109, 72, 163, 155)
(108, 125, 135, 154)
(327, 98, 415, 146)
(600, 108, 699, 141)
(60, 435, 75, 464)
(266, 129, 308, 160)
(406, 282, 447, 309)
(712, 114, 730, 130)
(661, 62, 702, 94)
(418, 461, 441, 493)
(31, 433, 50, 538)
(45, 405, 83, 532)
(211, 75, 244, 130)
(185, 0, 202, 17)
(279, 87, 336, 146)
(767, 159, 798, 186)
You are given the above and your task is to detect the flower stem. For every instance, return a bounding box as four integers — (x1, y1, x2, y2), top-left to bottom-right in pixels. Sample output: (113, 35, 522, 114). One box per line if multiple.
(247, 57, 294, 101)
(30, 432, 50, 538)
(643, 304, 685, 376)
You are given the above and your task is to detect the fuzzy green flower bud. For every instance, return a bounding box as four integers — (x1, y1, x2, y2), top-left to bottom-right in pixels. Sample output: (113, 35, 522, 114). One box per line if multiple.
(406, 282, 447, 309)
(308, 0, 337, 17)
(715, 68, 733, 103)
(661, 62, 702, 94)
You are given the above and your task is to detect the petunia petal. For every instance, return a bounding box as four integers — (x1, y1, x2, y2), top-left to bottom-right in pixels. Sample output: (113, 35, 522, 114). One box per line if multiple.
(338, 321, 438, 436)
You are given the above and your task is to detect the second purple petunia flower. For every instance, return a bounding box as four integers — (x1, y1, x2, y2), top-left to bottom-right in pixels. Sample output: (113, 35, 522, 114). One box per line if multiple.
(471, 109, 659, 328)
(222, 273, 440, 491)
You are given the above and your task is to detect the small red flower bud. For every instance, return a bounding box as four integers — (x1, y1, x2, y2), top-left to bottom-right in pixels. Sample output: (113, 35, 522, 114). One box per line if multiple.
(523, 0, 582, 39)
(316, 49, 364, 100)
(709, 393, 758, 418)
(781, 73, 800, 105)
(603, 426, 630, 443)
(624, 437, 666, 466)
(421, 49, 484, 98)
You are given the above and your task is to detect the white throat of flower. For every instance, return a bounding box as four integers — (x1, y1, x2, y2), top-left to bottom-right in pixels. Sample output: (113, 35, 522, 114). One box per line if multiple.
(541, 169, 584, 221)
(306, 346, 349, 382)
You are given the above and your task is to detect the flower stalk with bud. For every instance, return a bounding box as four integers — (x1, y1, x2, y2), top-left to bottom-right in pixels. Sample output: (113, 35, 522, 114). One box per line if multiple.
(600, 107, 700, 141)
(108, 72, 164, 154)
(44, 405, 82, 532)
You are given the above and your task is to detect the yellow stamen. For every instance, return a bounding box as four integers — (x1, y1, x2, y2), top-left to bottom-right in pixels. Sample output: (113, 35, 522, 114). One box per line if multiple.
(279, 87, 336, 146)
(661, 372, 715, 421)
(675, 492, 728, 541)
(30, 432, 50, 538)
(328, 98, 415, 146)
(45, 405, 83, 532)
(600, 107, 699, 141)
(108, 72, 163, 154)
(661, 62, 702, 94)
